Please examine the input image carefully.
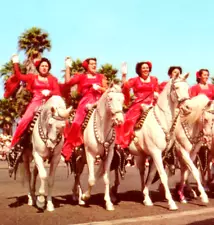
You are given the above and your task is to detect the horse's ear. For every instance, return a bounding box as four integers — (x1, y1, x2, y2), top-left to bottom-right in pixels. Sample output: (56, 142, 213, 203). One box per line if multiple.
(109, 82, 114, 88)
(184, 73, 189, 80)
(205, 100, 213, 110)
(173, 73, 179, 80)
(51, 106, 56, 114)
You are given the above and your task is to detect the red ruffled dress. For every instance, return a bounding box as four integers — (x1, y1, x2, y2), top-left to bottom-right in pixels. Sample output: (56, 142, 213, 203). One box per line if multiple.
(61, 73, 107, 161)
(116, 76, 159, 148)
(189, 84, 214, 99)
(7, 63, 61, 147)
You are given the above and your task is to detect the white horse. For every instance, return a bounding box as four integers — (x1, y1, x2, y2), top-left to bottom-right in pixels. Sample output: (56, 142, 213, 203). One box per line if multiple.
(120, 73, 190, 210)
(144, 95, 214, 203)
(73, 84, 124, 211)
(174, 95, 214, 203)
(21, 96, 72, 211)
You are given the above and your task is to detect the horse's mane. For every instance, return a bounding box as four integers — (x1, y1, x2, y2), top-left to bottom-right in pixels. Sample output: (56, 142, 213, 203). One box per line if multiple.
(98, 84, 122, 103)
(183, 94, 210, 124)
(41, 95, 66, 121)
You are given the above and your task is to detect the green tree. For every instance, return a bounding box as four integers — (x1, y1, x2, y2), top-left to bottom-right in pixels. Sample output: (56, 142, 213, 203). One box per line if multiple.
(18, 27, 51, 73)
(0, 98, 17, 134)
(0, 61, 31, 126)
(98, 63, 120, 84)
(0, 61, 26, 81)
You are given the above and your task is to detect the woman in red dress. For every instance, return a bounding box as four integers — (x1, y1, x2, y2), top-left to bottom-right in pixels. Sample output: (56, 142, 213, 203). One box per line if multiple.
(159, 66, 182, 93)
(116, 61, 159, 148)
(189, 69, 214, 99)
(7, 54, 61, 174)
(61, 57, 108, 161)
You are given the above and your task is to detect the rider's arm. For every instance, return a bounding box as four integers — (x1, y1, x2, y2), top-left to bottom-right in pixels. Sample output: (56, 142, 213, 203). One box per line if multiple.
(13, 63, 32, 81)
(122, 78, 135, 106)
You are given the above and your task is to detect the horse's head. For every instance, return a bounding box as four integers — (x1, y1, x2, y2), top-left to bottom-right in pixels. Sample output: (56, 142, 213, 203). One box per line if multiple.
(106, 83, 124, 126)
(42, 97, 72, 149)
(170, 73, 190, 104)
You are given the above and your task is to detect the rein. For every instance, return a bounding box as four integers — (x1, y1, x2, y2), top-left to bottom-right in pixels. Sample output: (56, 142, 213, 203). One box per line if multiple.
(181, 109, 214, 149)
(153, 105, 180, 151)
(93, 90, 123, 160)
(93, 109, 116, 160)
(38, 111, 62, 152)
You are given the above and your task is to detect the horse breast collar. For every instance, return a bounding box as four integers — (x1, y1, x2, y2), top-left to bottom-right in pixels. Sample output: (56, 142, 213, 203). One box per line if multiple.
(38, 109, 62, 151)
(93, 109, 116, 160)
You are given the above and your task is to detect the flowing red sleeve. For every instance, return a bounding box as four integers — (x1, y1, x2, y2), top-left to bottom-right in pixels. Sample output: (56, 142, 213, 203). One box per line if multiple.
(59, 74, 81, 99)
(122, 78, 136, 106)
(13, 63, 33, 81)
(4, 75, 20, 98)
(159, 81, 167, 93)
(152, 76, 159, 92)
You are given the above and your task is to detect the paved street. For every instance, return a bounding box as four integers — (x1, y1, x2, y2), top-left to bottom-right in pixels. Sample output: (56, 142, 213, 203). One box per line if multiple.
(0, 161, 214, 225)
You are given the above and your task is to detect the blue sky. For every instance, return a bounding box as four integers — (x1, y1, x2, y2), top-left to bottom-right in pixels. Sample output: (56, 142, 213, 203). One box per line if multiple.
(1, 0, 214, 98)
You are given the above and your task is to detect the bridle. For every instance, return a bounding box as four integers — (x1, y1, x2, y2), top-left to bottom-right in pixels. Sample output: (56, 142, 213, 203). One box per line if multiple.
(170, 79, 190, 104)
(38, 109, 64, 151)
(93, 89, 123, 160)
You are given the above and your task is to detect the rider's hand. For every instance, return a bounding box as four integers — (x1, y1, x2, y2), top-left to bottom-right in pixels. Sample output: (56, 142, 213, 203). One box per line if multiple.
(65, 57, 72, 68)
(92, 84, 101, 90)
(11, 54, 19, 63)
(41, 89, 51, 96)
(121, 62, 127, 75)
(154, 92, 159, 99)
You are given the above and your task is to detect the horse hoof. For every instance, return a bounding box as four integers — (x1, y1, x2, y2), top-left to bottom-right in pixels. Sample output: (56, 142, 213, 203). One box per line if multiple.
(47, 203, 55, 212)
(143, 199, 153, 206)
(111, 195, 118, 204)
(28, 199, 33, 206)
(190, 191, 197, 199)
(72, 194, 78, 202)
(201, 196, 209, 204)
(180, 199, 187, 204)
(81, 194, 90, 202)
(79, 200, 85, 206)
(169, 202, 178, 211)
(36, 196, 45, 209)
(106, 203, 115, 211)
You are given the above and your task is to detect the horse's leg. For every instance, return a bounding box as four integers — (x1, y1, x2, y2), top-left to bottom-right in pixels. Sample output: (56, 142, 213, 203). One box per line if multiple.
(22, 152, 34, 206)
(31, 164, 38, 205)
(72, 158, 85, 205)
(46, 154, 61, 212)
(110, 168, 120, 204)
(103, 148, 115, 211)
(143, 157, 156, 206)
(179, 146, 209, 204)
(151, 150, 178, 210)
(33, 151, 47, 209)
(178, 162, 189, 203)
(82, 150, 96, 201)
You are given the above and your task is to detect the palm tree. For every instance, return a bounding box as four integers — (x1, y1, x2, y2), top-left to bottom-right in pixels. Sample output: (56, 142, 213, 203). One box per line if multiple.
(98, 63, 120, 84)
(18, 27, 51, 74)
(0, 61, 26, 81)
